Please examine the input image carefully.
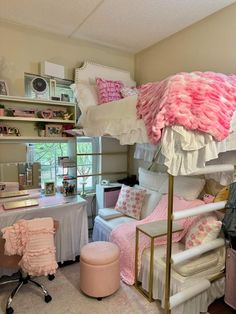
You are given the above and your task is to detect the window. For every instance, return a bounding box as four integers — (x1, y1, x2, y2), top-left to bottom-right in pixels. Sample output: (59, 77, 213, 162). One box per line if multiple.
(77, 137, 100, 192)
(28, 137, 100, 192)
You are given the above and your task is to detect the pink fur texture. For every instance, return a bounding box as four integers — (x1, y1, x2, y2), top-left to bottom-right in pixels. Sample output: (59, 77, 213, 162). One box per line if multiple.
(137, 72, 236, 144)
(110, 195, 204, 285)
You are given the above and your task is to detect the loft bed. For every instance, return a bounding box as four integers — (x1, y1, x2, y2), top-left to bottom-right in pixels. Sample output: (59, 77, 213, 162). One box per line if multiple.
(71, 61, 236, 314)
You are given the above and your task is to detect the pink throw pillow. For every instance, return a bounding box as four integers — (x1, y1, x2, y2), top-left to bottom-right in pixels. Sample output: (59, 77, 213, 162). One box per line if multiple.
(185, 213, 222, 249)
(96, 77, 123, 104)
(115, 185, 146, 220)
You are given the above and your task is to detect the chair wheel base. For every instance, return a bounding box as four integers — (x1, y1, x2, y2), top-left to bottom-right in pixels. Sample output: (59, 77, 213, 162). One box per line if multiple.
(48, 275, 55, 281)
(6, 307, 14, 314)
(45, 295, 52, 303)
(97, 297, 102, 301)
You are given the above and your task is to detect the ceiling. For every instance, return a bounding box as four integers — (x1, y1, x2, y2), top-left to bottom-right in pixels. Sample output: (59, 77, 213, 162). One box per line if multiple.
(0, 0, 235, 53)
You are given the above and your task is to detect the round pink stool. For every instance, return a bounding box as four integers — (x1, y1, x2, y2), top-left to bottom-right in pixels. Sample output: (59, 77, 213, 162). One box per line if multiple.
(80, 241, 120, 299)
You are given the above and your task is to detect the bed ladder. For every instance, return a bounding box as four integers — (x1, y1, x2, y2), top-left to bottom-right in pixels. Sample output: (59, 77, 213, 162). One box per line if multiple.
(164, 164, 235, 314)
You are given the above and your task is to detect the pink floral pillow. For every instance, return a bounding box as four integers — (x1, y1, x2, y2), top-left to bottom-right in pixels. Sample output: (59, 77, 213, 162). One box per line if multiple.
(115, 185, 146, 220)
(96, 77, 123, 104)
(185, 213, 222, 249)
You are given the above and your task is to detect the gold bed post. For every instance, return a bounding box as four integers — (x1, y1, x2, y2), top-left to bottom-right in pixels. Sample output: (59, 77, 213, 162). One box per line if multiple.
(164, 174, 174, 314)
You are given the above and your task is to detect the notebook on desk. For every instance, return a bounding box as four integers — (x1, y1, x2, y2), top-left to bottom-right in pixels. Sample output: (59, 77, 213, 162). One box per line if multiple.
(3, 199, 39, 210)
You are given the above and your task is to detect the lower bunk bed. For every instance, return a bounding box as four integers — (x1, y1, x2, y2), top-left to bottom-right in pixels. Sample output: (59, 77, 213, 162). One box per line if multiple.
(92, 167, 227, 314)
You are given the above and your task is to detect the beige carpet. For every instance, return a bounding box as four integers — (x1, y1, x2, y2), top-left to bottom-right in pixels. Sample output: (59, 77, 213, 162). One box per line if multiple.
(0, 263, 163, 314)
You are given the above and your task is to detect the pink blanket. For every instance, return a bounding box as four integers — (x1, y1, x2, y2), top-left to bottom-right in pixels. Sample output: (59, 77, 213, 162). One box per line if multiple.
(137, 72, 236, 144)
(1, 217, 58, 276)
(110, 195, 204, 285)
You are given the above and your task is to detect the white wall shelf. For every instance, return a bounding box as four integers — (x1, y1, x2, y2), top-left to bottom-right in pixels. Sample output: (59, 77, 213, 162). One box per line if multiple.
(0, 95, 77, 138)
(0, 136, 75, 143)
(0, 95, 76, 107)
(0, 116, 74, 123)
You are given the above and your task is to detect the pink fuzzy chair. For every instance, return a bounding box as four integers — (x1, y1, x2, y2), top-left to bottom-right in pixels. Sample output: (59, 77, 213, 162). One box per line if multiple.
(80, 241, 120, 300)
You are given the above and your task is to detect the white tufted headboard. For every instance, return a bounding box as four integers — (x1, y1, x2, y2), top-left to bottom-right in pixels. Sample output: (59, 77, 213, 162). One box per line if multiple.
(75, 61, 136, 87)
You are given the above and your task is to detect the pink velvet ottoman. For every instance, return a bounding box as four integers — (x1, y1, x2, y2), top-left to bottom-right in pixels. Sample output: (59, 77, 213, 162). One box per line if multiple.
(80, 241, 120, 299)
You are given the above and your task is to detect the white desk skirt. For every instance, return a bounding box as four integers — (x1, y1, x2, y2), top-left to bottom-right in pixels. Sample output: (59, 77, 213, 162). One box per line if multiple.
(0, 194, 88, 277)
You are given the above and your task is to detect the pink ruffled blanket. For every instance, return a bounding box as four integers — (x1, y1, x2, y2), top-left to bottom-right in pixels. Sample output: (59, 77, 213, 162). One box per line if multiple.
(137, 72, 236, 144)
(110, 195, 204, 285)
(1, 217, 58, 276)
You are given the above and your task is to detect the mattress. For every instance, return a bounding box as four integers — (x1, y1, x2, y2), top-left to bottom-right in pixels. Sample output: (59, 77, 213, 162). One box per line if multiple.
(76, 95, 148, 145)
(140, 243, 225, 314)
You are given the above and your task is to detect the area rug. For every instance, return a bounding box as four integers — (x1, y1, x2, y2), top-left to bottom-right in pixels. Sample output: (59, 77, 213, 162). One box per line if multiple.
(0, 262, 162, 314)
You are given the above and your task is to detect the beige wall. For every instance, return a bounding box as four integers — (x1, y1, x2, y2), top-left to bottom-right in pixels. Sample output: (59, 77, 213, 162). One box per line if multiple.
(0, 21, 134, 96)
(135, 3, 236, 85)
(130, 3, 236, 176)
(0, 20, 134, 170)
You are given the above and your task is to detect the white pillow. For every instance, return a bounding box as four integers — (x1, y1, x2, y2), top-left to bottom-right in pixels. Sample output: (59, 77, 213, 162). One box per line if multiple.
(134, 185, 162, 219)
(159, 176, 205, 200)
(70, 83, 98, 114)
(138, 167, 205, 200)
(138, 167, 168, 192)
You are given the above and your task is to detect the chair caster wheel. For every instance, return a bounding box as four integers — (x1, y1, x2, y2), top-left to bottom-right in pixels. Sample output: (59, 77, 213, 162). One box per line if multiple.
(97, 297, 102, 301)
(45, 295, 52, 303)
(6, 307, 14, 314)
(48, 274, 55, 281)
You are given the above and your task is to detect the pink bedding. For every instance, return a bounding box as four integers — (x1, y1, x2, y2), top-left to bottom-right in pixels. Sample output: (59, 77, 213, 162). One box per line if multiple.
(137, 72, 236, 144)
(110, 195, 204, 285)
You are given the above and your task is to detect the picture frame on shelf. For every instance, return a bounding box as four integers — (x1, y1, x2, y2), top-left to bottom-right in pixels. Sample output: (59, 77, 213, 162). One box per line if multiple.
(44, 182, 55, 196)
(45, 124, 63, 137)
(0, 80, 9, 96)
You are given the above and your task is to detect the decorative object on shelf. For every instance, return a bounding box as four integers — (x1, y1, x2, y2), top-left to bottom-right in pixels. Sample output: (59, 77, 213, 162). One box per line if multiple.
(0, 80, 8, 96)
(49, 79, 56, 98)
(7, 127, 20, 136)
(40, 61, 65, 79)
(0, 124, 20, 136)
(58, 156, 76, 168)
(61, 94, 70, 102)
(13, 108, 35, 117)
(35, 121, 46, 137)
(52, 109, 66, 119)
(51, 96, 61, 101)
(62, 180, 75, 196)
(44, 181, 55, 196)
(37, 109, 53, 119)
(80, 180, 87, 197)
(46, 124, 63, 137)
(31, 77, 48, 98)
(0, 103, 5, 116)
(63, 112, 73, 120)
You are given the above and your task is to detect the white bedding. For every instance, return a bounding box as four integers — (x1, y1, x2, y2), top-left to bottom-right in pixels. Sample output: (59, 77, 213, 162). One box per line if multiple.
(140, 243, 225, 314)
(78, 95, 148, 145)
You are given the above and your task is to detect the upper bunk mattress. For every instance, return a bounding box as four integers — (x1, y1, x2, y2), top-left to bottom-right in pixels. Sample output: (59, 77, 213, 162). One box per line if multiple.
(78, 95, 148, 145)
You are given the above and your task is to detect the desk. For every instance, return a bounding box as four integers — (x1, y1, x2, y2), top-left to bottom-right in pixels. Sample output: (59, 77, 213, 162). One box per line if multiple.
(134, 220, 183, 302)
(0, 193, 88, 277)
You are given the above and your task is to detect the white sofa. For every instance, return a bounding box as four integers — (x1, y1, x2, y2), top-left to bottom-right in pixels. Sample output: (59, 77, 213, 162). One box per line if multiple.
(92, 167, 205, 242)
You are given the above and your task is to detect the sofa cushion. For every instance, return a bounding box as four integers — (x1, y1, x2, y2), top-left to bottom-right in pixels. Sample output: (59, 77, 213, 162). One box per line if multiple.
(98, 208, 124, 220)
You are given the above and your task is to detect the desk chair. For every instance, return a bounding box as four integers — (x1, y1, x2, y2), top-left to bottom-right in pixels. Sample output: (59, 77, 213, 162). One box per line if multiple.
(0, 220, 59, 314)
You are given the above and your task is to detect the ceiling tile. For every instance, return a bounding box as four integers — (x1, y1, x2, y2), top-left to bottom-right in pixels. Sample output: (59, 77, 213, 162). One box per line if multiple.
(72, 0, 236, 52)
(0, 0, 102, 35)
